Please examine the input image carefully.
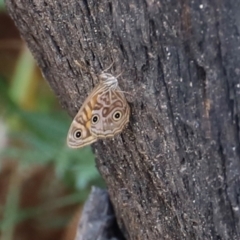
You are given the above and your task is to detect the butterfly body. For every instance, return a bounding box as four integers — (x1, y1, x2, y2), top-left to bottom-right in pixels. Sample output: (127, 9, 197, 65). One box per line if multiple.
(67, 72, 130, 148)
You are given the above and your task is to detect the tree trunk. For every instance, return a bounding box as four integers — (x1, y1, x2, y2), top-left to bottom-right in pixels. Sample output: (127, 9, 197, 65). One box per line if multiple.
(6, 0, 240, 239)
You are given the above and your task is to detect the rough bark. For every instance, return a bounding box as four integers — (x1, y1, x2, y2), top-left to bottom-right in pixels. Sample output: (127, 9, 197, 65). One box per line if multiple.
(5, 0, 240, 239)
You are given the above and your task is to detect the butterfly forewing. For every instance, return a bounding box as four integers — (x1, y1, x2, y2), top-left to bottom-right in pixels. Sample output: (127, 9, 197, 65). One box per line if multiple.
(90, 89, 130, 137)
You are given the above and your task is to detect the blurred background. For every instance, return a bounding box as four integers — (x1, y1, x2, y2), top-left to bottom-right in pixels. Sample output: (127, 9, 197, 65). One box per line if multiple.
(0, 2, 104, 240)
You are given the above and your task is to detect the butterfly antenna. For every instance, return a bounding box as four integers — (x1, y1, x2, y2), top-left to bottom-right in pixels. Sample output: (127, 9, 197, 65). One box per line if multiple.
(102, 61, 115, 73)
(117, 90, 133, 96)
(74, 60, 88, 71)
(74, 60, 96, 80)
(116, 70, 124, 79)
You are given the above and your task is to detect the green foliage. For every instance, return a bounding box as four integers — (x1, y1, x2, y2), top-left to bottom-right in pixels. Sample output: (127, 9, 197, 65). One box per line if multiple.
(0, 0, 5, 11)
(0, 76, 104, 191)
(0, 69, 105, 238)
(0, 18, 104, 240)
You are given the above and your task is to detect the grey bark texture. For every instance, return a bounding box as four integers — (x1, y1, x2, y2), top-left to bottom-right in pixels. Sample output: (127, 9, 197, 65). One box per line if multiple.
(5, 0, 240, 239)
(75, 187, 124, 240)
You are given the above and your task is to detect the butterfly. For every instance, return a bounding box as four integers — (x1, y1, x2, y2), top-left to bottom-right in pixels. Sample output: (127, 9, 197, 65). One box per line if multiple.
(67, 71, 130, 148)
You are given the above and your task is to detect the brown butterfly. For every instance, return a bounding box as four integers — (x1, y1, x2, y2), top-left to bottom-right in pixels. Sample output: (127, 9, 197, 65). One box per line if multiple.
(67, 71, 130, 148)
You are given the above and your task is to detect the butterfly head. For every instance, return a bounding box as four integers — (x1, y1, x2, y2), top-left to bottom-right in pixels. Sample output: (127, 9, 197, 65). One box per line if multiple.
(99, 73, 118, 90)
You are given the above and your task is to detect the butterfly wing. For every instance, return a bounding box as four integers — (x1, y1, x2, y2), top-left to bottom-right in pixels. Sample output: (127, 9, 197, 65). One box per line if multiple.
(90, 88, 130, 138)
(66, 83, 105, 148)
(67, 73, 129, 148)
(67, 118, 97, 148)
